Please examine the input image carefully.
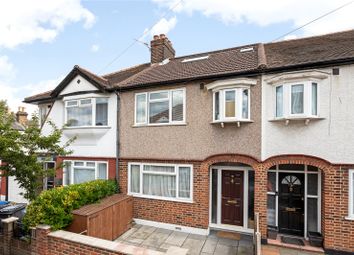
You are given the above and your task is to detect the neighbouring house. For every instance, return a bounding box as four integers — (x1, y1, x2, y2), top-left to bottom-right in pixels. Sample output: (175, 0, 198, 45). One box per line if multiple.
(24, 30, 354, 254)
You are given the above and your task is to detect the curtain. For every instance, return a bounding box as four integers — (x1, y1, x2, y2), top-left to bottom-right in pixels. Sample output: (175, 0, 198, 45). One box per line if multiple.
(130, 165, 140, 193)
(143, 174, 176, 198)
(143, 165, 175, 173)
(225, 90, 236, 117)
(96, 98, 108, 126)
(98, 163, 107, 179)
(178, 167, 190, 198)
(136, 94, 146, 123)
(242, 89, 249, 119)
(291, 84, 304, 114)
(74, 168, 95, 184)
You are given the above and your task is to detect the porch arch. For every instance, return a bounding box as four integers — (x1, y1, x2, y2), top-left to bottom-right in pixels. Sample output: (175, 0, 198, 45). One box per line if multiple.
(201, 153, 260, 170)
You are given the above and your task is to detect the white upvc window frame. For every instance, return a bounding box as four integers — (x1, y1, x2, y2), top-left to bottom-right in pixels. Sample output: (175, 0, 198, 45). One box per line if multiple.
(64, 97, 109, 128)
(274, 81, 319, 119)
(134, 88, 186, 126)
(212, 86, 251, 122)
(349, 169, 354, 219)
(63, 160, 108, 186)
(128, 162, 193, 203)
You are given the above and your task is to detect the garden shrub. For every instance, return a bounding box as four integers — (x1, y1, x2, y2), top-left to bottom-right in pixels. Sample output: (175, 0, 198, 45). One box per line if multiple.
(23, 179, 118, 230)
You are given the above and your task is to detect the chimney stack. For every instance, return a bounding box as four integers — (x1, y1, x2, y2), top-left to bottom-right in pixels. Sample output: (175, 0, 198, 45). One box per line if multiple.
(150, 34, 175, 64)
(16, 106, 28, 126)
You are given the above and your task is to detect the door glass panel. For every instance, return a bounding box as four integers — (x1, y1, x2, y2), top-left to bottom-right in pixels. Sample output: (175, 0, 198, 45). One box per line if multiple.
(307, 174, 318, 196)
(268, 172, 276, 192)
(267, 195, 276, 226)
(307, 198, 318, 232)
(211, 169, 218, 224)
(248, 171, 255, 228)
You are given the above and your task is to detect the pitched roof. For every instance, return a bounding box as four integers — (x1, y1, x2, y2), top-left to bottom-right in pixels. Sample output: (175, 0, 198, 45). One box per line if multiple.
(24, 90, 53, 103)
(24, 29, 354, 103)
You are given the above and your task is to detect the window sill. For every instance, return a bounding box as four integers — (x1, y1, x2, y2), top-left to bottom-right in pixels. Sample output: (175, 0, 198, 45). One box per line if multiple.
(132, 123, 187, 128)
(211, 119, 253, 128)
(128, 193, 193, 204)
(62, 126, 111, 139)
(345, 216, 354, 221)
(269, 116, 324, 125)
(64, 126, 111, 130)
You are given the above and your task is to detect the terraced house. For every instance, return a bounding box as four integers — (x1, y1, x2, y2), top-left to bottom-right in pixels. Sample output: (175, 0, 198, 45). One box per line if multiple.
(24, 30, 354, 254)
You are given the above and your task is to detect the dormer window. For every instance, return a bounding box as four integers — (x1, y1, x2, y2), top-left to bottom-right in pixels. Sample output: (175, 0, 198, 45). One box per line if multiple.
(65, 97, 108, 127)
(213, 88, 250, 122)
(275, 81, 318, 119)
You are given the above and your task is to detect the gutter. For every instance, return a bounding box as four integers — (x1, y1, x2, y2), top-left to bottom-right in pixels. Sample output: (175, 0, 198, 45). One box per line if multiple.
(115, 92, 120, 188)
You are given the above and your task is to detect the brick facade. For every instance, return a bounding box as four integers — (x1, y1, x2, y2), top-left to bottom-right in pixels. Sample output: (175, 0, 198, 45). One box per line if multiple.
(119, 154, 354, 254)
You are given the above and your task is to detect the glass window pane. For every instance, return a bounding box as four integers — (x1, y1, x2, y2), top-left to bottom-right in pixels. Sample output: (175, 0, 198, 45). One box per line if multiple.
(214, 92, 220, 120)
(307, 174, 318, 196)
(64, 162, 71, 185)
(67, 104, 92, 127)
(74, 168, 95, 184)
(136, 94, 146, 124)
(143, 165, 175, 173)
(86, 162, 95, 167)
(143, 174, 176, 198)
(279, 164, 304, 171)
(248, 171, 255, 228)
(291, 84, 304, 114)
(74, 162, 84, 166)
(268, 172, 276, 192)
(211, 169, 218, 224)
(276, 86, 283, 117)
(225, 90, 236, 118)
(242, 89, 249, 119)
(178, 167, 191, 198)
(96, 98, 108, 126)
(267, 195, 276, 226)
(307, 165, 318, 172)
(312, 83, 318, 115)
(66, 100, 78, 107)
(98, 163, 107, 179)
(149, 101, 169, 123)
(80, 99, 92, 105)
(172, 90, 184, 122)
(307, 198, 318, 232)
(150, 92, 168, 100)
(130, 165, 140, 193)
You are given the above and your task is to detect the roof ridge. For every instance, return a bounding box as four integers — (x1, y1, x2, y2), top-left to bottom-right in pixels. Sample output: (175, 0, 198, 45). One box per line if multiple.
(267, 29, 354, 45)
(102, 63, 150, 78)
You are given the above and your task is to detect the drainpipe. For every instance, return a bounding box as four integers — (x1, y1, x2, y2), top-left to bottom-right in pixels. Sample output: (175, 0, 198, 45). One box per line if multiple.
(115, 92, 120, 188)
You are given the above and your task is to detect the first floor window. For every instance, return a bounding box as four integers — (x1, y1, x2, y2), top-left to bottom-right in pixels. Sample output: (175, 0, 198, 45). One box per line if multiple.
(213, 87, 250, 121)
(349, 170, 354, 218)
(63, 161, 108, 185)
(65, 97, 108, 127)
(291, 84, 304, 114)
(128, 163, 193, 202)
(276, 85, 283, 117)
(135, 88, 185, 125)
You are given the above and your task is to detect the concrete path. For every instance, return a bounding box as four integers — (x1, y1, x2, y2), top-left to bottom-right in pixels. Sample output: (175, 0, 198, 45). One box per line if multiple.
(115, 224, 254, 255)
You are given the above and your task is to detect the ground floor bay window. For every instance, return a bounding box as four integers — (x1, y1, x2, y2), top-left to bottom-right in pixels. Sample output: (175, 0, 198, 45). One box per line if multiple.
(210, 165, 254, 233)
(267, 164, 321, 238)
(128, 163, 193, 202)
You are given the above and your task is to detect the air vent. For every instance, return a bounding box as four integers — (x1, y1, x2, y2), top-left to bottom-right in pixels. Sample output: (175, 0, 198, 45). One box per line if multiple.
(182, 55, 209, 63)
(240, 47, 254, 53)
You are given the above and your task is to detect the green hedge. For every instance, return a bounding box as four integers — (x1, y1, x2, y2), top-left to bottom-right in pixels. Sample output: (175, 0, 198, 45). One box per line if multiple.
(23, 179, 118, 230)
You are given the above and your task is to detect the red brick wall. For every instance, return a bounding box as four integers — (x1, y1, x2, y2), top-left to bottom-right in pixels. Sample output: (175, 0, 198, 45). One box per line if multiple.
(56, 156, 116, 182)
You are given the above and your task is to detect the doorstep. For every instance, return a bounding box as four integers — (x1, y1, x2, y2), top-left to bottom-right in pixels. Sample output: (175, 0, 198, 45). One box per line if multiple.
(266, 235, 324, 254)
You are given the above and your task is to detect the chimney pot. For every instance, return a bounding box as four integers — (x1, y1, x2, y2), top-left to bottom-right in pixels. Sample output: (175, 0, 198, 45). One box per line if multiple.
(150, 34, 175, 64)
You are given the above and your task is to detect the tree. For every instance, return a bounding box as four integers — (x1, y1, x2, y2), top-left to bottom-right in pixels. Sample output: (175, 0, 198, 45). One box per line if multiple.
(0, 101, 73, 201)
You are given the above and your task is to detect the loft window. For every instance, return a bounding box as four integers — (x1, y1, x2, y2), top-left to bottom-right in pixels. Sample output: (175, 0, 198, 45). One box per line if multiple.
(135, 89, 185, 125)
(65, 98, 108, 127)
(213, 87, 250, 122)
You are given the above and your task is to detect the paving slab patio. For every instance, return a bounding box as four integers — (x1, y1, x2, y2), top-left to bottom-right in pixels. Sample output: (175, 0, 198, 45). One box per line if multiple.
(115, 224, 254, 255)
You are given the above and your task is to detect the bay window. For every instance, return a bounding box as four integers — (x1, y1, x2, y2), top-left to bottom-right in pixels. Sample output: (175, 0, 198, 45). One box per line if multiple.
(213, 87, 250, 122)
(63, 161, 108, 185)
(274, 81, 318, 119)
(135, 89, 185, 125)
(65, 98, 108, 127)
(128, 163, 193, 202)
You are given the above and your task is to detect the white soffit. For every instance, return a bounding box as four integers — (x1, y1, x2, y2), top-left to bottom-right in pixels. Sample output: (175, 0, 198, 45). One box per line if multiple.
(205, 78, 257, 91)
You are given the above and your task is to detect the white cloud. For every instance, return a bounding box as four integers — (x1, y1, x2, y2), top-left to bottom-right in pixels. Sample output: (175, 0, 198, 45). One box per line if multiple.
(0, 0, 95, 49)
(152, 0, 354, 38)
(0, 56, 16, 80)
(91, 44, 100, 52)
(142, 16, 177, 39)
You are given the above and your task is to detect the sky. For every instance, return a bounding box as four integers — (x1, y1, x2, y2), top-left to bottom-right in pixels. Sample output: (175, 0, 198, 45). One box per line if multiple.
(0, 0, 354, 115)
